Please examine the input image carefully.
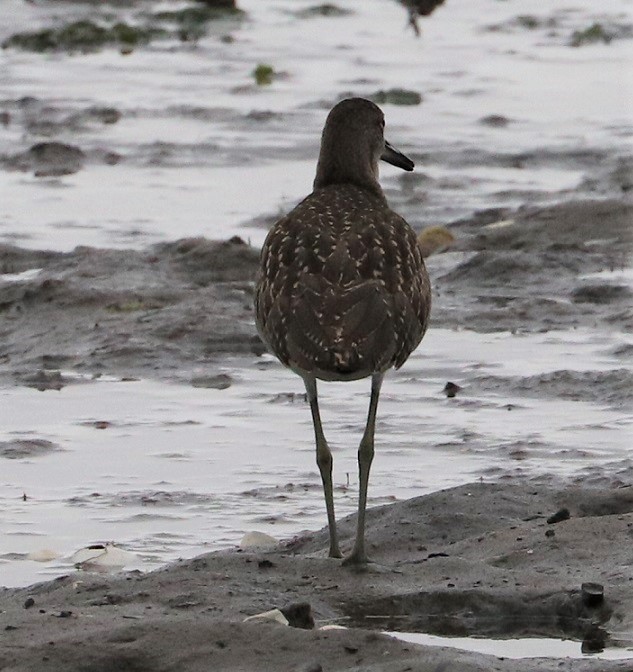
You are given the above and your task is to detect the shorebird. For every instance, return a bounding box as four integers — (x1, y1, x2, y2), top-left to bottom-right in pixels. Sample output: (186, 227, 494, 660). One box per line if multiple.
(255, 98, 431, 566)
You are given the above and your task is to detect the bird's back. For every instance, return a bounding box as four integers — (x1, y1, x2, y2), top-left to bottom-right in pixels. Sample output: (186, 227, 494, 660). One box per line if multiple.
(255, 183, 431, 381)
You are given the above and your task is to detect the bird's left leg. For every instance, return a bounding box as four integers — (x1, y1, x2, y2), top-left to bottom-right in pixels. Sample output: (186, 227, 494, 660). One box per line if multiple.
(343, 372, 384, 566)
(302, 374, 342, 559)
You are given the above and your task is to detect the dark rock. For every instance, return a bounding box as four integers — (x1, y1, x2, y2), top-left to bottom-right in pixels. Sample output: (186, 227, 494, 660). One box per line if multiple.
(23, 597, 35, 609)
(0, 439, 60, 459)
(546, 508, 570, 524)
(479, 114, 510, 128)
(443, 381, 461, 398)
(280, 602, 314, 630)
(6, 142, 85, 177)
(191, 373, 233, 389)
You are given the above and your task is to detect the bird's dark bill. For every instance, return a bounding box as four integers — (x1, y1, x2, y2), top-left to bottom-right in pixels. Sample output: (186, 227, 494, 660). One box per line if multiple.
(381, 141, 414, 171)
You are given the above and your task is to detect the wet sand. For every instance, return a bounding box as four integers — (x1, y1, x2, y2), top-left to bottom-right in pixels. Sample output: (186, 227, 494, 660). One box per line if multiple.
(1, 476, 633, 670)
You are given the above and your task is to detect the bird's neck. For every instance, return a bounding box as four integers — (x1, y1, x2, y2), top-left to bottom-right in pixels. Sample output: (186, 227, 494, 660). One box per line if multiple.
(313, 141, 384, 199)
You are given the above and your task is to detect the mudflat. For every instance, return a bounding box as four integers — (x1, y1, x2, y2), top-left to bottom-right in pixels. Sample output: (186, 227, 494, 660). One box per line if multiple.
(1, 475, 633, 671)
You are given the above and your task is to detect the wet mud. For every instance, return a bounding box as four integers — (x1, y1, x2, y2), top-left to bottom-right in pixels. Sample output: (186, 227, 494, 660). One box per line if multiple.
(1, 475, 633, 671)
(1, 197, 631, 395)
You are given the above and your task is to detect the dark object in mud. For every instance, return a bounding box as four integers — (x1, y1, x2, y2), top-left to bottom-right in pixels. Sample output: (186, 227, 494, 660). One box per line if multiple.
(258, 559, 274, 569)
(370, 88, 422, 106)
(570, 23, 613, 47)
(581, 582, 605, 608)
(23, 598, 35, 609)
(0, 439, 60, 459)
(195, 0, 239, 8)
(83, 106, 121, 125)
(443, 381, 461, 398)
(2, 20, 164, 53)
(7, 142, 85, 177)
(295, 4, 353, 18)
(191, 373, 233, 389)
(479, 114, 510, 128)
(545, 528, 555, 538)
(255, 98, 429, 567)
(571, 283, 631, 304)
(546, 507, 570, 524)
(18, 368, 67, 390)
(280, 602, 315, 629)
(581, 624, 608, 653)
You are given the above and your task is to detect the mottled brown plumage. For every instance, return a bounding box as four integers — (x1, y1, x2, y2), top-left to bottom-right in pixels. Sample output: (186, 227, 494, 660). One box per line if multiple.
(257, 183, 429, 380)
(255, 98, 431, 565)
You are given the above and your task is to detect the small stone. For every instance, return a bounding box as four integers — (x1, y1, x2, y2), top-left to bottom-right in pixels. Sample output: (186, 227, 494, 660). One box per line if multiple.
(546, 508, 570, 524)
(545, 529, 555, 538)
(443, 382, 461, 398)
(24, 597, 35, 609)
(258, 559, 274, 569)
(280, 602, 314, 629)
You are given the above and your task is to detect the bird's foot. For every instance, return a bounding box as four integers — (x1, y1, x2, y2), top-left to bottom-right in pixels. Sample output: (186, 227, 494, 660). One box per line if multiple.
(341, 553, 400, 574)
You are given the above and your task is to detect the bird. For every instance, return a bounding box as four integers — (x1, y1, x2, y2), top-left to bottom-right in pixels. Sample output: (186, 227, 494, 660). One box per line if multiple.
(399, 0, 446, 36)
(255, 98, 431, 567)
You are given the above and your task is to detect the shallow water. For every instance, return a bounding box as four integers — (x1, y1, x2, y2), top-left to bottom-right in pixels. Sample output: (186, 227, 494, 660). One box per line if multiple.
(0, 0, 632, 590)
(1, 326, 631, 587)
(1, 0, 631, 249)
(387, 631, 633, 660)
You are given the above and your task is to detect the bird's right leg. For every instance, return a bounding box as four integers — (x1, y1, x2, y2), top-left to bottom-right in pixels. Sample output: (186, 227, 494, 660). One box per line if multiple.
(303, 374, 342, 559)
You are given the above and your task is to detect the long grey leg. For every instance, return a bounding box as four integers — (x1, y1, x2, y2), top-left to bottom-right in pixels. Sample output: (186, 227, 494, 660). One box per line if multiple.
(343, 372, 384, 566)
(303, 374, 342, 559)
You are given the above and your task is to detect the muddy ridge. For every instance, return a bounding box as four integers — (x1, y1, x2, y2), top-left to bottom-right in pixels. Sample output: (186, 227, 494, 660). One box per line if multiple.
(1, 197, 631, 388)
(1, 475, 632, 671)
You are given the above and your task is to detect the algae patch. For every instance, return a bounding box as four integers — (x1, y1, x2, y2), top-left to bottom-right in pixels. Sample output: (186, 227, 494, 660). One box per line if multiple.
(370, 88, 422, 106)
(252, 64, 276, 86)
(2, 1, 244, 53)
(570, 23, 613, 47)
(2, 20, 165, 53)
